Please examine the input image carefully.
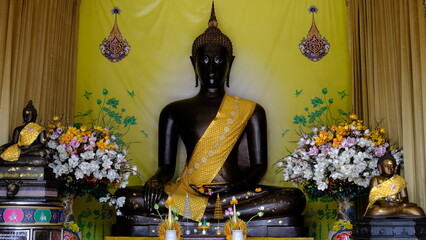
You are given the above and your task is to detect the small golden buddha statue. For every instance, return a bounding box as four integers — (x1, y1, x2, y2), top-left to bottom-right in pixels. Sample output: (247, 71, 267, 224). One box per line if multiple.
(364, 153, 425, 217)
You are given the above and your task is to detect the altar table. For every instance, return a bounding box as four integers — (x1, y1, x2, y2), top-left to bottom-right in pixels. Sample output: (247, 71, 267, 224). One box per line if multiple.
(105, 237, 314, 240)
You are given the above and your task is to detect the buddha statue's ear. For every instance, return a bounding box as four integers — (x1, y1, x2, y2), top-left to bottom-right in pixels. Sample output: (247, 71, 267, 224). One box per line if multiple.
(377, 164, 383, 175)
(226, 55, 235, 87)
(190, 56, 199, 87)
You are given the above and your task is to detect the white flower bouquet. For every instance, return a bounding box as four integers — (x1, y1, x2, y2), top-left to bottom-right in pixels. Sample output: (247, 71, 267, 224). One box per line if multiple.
(277, 114, 402, 200)
(46, 116, 137, 215)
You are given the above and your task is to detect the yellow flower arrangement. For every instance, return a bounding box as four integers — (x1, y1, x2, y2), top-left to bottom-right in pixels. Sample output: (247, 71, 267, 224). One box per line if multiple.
(223, 196, 264, 240)
(154, 197, 182, 240)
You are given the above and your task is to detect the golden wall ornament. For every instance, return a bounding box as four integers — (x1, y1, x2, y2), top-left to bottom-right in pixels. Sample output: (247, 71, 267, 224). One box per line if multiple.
(299, 6, 330, 62)
(100, 7, 131, 63)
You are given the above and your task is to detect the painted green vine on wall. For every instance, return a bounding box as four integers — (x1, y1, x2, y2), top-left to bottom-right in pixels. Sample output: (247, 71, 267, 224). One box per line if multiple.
(75, 88, 147, 148)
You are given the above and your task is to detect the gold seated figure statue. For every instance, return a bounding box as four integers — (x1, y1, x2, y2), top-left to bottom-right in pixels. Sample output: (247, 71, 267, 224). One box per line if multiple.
(0, 100, 48, 166)
(364, 153, 425, 217)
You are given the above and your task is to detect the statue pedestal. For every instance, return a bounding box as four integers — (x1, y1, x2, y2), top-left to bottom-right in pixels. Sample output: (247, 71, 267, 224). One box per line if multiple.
(0, 201, 64, 240)
(112, 215, 308, 237)
(0, 163, 61, 201)
(352, 217, 426, 240)
(0, 157, 65, 240)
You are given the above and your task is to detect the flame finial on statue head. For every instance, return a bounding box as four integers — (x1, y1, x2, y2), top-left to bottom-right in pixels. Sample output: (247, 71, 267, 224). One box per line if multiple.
(208, 2, 218, 28)
(191, 1, 233, 58)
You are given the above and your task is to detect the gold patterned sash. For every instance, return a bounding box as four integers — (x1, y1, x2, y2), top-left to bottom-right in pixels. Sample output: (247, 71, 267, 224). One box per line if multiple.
(365, 174, 406, 214)
(164, 94, 256, 221)
(0, 122, 44, 161)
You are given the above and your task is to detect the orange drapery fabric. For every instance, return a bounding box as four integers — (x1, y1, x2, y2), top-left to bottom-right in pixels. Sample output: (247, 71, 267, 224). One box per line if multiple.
(349, 0, 426, 210)
(0, 0, 80, 141)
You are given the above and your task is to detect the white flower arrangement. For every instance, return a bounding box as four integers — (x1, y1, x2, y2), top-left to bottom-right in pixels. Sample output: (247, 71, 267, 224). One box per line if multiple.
(277, 114, 403, 200)
(46, 117, 137, 215)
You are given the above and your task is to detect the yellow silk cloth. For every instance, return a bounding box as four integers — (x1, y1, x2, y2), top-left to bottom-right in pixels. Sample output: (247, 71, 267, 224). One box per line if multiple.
(365, 174, 406, 212)
(164, 94, 256, 221)
(0, 122, 44, 161)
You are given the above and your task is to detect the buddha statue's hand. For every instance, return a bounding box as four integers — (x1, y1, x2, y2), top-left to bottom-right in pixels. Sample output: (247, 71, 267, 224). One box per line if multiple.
(385, 196, 403, 205)
(19, 145, 30, 150)
(189, 183, 230, 196)
(143, 179, 164, 212)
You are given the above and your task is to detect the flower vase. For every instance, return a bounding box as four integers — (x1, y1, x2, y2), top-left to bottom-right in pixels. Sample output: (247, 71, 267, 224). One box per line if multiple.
(328, 197, 354, 240)
(231, 230, 245, 240)
(165, 230, 178, 240)
(63, 193, 82, 240)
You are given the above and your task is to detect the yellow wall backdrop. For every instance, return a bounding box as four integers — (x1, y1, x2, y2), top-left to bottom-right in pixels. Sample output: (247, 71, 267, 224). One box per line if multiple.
(75, 0, 351, 239)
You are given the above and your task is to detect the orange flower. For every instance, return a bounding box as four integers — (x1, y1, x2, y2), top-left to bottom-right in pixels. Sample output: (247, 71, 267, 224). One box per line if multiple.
(332, 134, 343, 148)
(255, 188, 262, 192)
(377, 126, 386, 134)
(355, 122, 364, 131)
(315, 130, 333, 146)
(94, 126, 103, 132)
(96, 139, 108, 151)
(349, 113, 358, 120)
(230, 196, 238, 205)
(67, 127, 79, 136)
(80, 125, 87, 132)
(166, 196, 173, 206)
(336, 125, 349, 136)
(59, 133, 73, 144)
(80, 131, 91, 137)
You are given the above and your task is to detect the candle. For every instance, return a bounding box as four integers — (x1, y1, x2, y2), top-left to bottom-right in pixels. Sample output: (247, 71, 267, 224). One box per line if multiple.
(201, 217, 207, 226)
(166, 196, 173, 226)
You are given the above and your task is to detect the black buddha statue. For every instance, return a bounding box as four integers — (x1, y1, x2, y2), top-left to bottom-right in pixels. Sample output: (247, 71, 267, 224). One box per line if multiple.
(114, 4, 306, 234)
(0, 100, 54, 199)
(0, 100, 48, 166)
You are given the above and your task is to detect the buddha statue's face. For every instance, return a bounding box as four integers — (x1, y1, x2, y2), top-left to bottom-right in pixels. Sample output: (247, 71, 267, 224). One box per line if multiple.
(379, 159, 396, 176)
(192, 45, 234, 88)
(23, 110, 36, 123)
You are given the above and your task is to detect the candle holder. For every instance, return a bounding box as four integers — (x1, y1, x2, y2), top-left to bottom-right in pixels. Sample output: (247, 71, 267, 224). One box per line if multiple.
(198, 217, 211, 235)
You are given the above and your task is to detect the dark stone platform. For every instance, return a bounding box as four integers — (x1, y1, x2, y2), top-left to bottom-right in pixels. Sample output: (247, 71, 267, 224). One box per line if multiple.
(0, 156, 48, 167)
(352, 217, 426, 240)
(112, 215, 308, 237)
(0, 156, 61, 202)
(0, 163, 61, 201)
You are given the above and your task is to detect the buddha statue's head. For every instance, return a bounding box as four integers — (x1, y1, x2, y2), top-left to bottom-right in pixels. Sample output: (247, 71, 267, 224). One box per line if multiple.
(22, 100, 38, 123)
(190, 2, 235, 88)
(377, 153, 396, 176)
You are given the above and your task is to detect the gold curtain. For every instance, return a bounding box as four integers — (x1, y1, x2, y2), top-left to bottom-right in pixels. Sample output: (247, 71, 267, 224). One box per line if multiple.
(349, 0, 426, 209)
(0, 0, 80, 141)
